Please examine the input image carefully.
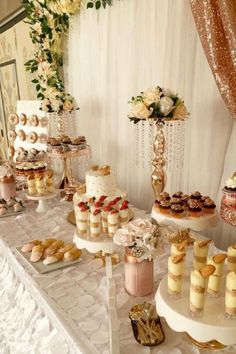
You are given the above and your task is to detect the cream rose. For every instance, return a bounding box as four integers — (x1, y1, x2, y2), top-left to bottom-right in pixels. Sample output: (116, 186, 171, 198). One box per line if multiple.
(172, 103, 188, 120)
(129, 218, 155, 234)
(32, 22, 42, 35)
(143, 88, 160, 106)
(41, 99, 50, 112)
(63, 100, 74, 111)
(113, 228, 134, 246)
(50, 98, 63, 112)
(130, 102, 152, 119)
(159, 96, 174, 116)
(162, 88, 172, 97)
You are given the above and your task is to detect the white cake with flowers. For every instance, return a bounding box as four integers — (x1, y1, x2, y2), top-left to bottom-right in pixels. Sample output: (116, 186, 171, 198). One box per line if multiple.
(73, 165, 130, 238)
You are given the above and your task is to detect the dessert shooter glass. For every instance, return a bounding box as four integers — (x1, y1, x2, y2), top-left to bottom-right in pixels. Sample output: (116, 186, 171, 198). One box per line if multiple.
(190, 270, 207, 317)
(124, 249, 153, 297)
(225, 272, 236, 319)
(167, 255, 185, 299)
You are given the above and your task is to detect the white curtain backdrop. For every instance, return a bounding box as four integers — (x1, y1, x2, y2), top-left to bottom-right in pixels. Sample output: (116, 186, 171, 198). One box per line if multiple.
(66, 0, 236, 249)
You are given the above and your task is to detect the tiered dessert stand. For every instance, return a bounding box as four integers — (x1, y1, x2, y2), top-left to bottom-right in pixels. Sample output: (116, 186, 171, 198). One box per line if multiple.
(151, 207, 219, 232)
(155, 273, 236, 350)
(26, 192, 57, 212)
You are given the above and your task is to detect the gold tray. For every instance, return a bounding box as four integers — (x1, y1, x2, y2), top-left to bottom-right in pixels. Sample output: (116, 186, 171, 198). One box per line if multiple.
(67, 209, 134, 226)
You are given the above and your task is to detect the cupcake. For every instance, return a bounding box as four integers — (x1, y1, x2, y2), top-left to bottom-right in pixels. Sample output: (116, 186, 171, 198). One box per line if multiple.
(171, 204, 185, 218)
(181, 194, 189, 204)
(50, 138, 63, 152)
(171, 197, 183, 205)
(159, 200, 171, 215)
(202, 198, 216, 214)
(190, 191, 202, 200)
(172, 191, 183, 198)
(160, 192, 170, 201)
(188, 199, 202, 217)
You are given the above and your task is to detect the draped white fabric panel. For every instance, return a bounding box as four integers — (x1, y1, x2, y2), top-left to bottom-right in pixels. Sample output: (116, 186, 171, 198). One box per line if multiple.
(67, 0, 235, 249)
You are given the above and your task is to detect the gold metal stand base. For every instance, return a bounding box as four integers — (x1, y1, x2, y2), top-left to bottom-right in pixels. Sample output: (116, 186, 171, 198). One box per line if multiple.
(186, 333, 226, 350)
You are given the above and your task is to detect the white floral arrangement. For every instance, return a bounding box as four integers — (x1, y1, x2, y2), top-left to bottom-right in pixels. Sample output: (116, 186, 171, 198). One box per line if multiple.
(113, 218, 159, 261)
(23, 0, 114, 114)
(128, 86, 189, 124)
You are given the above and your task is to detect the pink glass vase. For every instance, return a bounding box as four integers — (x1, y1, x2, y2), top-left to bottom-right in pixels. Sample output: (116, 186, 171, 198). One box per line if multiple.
(124, 251, 154, 297)
(0, 175, 16, 201)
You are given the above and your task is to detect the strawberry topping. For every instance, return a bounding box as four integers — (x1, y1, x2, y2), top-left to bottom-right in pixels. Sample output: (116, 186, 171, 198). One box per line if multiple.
(93, 208, 101, 216)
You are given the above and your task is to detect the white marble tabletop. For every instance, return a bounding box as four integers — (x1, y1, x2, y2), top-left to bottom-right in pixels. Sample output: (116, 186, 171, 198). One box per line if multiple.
(0, 197, 236, 354)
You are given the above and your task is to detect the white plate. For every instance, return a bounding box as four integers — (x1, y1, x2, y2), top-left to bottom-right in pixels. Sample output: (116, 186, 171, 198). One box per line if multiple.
(15, 247, 82, 274)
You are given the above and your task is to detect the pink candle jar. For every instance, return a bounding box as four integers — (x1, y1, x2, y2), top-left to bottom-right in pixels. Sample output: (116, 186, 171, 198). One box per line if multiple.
(0, 166, 16, 201)
(125, 250, 154, 297)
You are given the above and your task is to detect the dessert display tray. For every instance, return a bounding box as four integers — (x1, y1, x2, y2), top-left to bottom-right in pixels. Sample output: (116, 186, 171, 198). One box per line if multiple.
(73, 230, 117, 254)
(26, 192, 57, 212)
(0, 208, 24, 219)
(15, 247, 82, 274)
(151, 207, 219, 231)
(155, 273, 236, 346)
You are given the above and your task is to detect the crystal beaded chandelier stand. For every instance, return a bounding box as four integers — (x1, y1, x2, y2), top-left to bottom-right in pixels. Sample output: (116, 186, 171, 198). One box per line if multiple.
(151, 121, 166, 199)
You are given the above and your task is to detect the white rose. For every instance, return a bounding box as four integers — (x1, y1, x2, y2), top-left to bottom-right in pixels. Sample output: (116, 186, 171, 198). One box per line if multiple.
(130, 102, 152, 119)
(63, 100, 74, 111)
(50, 98, 63, 112)
(159, 96, 174, 116)
(161, 88, 172, 97)
(32, 22, 42, 35)
(143, 88, 160, 106)
(129, 218, 155, 234)
(113, 228, 134, 247)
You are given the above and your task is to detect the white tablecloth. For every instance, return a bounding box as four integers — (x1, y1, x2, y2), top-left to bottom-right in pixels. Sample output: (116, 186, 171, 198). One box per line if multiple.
(0, 198, 236, 354)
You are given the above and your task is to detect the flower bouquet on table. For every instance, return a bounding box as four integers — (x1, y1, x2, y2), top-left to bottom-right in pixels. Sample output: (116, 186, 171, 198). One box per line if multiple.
(128, 86, 189, 124)
(114, 218, 159, 296)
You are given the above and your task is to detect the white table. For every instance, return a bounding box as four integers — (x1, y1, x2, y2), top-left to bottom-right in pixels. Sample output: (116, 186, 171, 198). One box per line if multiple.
(0, 199, 236, 354)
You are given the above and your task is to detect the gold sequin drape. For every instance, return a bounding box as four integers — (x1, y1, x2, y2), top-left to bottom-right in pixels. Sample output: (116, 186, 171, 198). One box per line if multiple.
(190, 0, 236, 120)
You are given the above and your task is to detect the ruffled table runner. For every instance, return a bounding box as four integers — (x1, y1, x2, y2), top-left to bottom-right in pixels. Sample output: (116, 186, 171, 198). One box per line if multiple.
(0, 199, 236, 354)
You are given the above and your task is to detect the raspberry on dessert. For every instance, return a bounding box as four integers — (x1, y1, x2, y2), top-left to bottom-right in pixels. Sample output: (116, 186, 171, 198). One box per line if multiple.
(99, 195, 107, 202)
(95, 201, 103, 208)
(78, 201, 85, 208)
(114, 196, 122, 202)
(108, 200, 117, 206)
(103, 205, 112, 212)
(93, 209, 101, 215)
(111, 209, 119, 214)
(80, 205, 89, 212)
(120, 204, 128, 210)
(122, 200, 129, 205)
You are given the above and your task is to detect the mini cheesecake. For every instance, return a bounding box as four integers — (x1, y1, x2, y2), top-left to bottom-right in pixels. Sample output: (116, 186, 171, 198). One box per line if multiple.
(193, 239, 211, 270)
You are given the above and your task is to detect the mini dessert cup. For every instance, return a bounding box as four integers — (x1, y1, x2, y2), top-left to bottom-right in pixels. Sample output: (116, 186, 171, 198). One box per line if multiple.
(168, 253, 186, 299)
(119, 205, 129, 226)
(107, 209, 119, 237)
(225, 272, 236, 318)
(76, 205, 89, 235)
(190, 265, 215, 317)
(193, 239, 211, 270)
(171, 240, 188, 257)
(101, 205, 111, 233)
(90, 209, 101, 238)
(207, 253, 227, 297)
(227, 245, 236, 272)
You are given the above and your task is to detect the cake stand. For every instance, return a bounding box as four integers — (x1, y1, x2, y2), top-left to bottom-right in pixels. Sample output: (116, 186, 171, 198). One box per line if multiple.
(151, 207, 219, 231)
(155, 273, 236, 348)
(26, 192, 57, 212)
(73, 230, 117, 254)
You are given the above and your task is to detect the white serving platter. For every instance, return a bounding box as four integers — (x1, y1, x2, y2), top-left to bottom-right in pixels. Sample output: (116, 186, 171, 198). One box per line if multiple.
(15, 247, 82, 274)
(155, 273, 236, 345)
